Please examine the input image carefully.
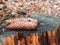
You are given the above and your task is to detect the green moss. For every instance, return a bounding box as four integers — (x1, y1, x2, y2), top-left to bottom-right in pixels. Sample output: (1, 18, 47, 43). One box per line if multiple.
(30, 13, 60, 26)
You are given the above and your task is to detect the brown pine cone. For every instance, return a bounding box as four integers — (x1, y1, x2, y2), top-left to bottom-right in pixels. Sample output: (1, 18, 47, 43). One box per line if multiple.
(6, 18, 38, 30)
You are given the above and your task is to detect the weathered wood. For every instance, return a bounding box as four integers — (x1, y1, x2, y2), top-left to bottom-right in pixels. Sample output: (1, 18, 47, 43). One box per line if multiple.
(26, 33, 40, 45)
(20, 26, 60, 45)
(52, 26, 60, 45)
(31, 33, 40, 45)
(20, 39, 25, 45)
(26, 34, 31, 45)
(0, 26, 60, 45)
(0, 31, 18, 45)
(18, 34, 26, 45)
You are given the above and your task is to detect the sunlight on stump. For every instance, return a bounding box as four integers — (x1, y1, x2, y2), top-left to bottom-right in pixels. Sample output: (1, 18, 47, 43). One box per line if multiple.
(26, 33, 40, 45)
(31, 33, 39, 45)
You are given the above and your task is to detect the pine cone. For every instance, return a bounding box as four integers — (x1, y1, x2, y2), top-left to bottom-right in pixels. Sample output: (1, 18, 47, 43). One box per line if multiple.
(6, 18, 38, 30)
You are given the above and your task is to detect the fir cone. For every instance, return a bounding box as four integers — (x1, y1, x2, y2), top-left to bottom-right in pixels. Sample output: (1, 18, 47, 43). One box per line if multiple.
(6, 18, 38, 30)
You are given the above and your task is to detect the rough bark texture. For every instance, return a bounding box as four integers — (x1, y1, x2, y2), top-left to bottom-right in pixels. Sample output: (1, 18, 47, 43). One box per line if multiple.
(0, 26, 60, 45)
(0, 31, 18, 45)
(18, 26, 60, 45)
